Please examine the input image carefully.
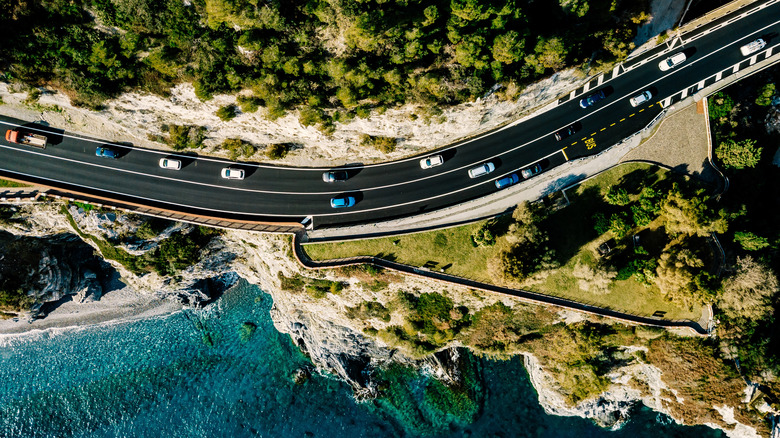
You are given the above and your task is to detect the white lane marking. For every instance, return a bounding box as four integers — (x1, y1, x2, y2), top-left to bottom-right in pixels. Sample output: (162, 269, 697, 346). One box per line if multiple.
(680, 88, 688, 98)
(4, 13, 780, 216)
(733, 64, 740, 73)
(716, 71, 723, 80)
(750, 54, 759, 65)
(612, 65, 621, 77)
(697, 80, 706, 90)
(597, 75, 605, 86)
(583, 82, 591, 92)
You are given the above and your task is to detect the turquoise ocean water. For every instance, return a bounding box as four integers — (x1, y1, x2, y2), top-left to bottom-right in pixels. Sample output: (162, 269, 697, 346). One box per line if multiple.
(0, 281, 726, 437)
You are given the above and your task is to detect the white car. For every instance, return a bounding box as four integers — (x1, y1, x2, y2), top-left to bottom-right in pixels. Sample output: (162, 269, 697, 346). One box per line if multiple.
(221, 167, 245, 180)
(740, 38, 766, 56)
(419, 155, 444, 169)
(159, 158, 181, 170)
(630, 90, 653, 107)
(658, 52, 686, 71)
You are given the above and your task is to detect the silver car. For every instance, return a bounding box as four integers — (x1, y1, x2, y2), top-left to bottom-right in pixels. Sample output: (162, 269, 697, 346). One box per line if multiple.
(468, 162, 496, 178)
(629, 90, 653, 107)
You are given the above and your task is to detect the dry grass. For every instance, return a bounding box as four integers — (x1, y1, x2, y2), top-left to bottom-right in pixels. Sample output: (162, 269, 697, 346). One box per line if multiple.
(646, 336, 768, 434)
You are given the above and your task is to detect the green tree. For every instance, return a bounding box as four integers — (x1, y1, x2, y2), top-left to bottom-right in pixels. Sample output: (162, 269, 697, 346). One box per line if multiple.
(216, 104, 237, 121)
(733, 231, 770, 251)
(492, 31, 525, 64)
(560, 0, 589, 17)
(755, 83, 776, 106)
(715, 139, 762, 170)
(659, 184, 729, 237)
(605, 186, 630, 206)
(609, 212, 631, 239)
(526, 37, 568, 74)
(655, 244, 706, 307)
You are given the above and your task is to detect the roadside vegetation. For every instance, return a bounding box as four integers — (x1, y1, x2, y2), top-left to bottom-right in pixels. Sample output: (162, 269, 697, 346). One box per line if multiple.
(63, 205, 221, 276)
(706, 70, 780, 400)
(304, 162, 727, 320)
(0, 179, 30, 188)
(0, 0, 650, 118)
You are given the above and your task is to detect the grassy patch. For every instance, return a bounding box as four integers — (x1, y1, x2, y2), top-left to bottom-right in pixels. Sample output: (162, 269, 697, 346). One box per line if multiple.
(305, 225, 495, 282)
(0, 179, 30, 188)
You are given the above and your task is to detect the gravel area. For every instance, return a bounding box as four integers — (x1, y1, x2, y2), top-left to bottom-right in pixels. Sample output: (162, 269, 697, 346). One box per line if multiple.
(620, 101, 721, 186)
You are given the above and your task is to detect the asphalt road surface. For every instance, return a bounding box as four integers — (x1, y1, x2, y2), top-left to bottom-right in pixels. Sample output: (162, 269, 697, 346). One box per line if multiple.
(2, 0, 780, 228)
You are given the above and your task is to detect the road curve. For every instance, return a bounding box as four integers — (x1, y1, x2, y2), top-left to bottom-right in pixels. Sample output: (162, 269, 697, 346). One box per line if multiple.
(1, 0, 780, 228)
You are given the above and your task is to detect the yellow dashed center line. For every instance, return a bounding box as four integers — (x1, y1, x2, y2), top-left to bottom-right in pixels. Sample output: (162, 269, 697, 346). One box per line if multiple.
(610, 123, 616, 126)
(581, 137, 588, 141)
(600, 127, 606, 131)
(620, 118, 626, 122)
(562, 147, 569, 161)
(590, 132, 597, 136)
(571, 141, 578, 146)
(639, 108, 645, 112)
(629, 113, 635, 117)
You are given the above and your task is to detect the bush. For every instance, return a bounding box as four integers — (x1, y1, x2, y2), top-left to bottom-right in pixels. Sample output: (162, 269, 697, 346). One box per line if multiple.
(220, 138, 256, 160)
(167, 125, 206, 150)
(266, 143, 291, 159)
(755, 83, 776, 106)
(733, 231, 770, 251)
(715, 139, 762, 170)
(605, 186, 630, 206)
(360, 134, 397, 154)
(593, 212, 610, 235)
(216, 104, 238, 121)
(236, 95, 261, 113)
(471, 223, 496, 247)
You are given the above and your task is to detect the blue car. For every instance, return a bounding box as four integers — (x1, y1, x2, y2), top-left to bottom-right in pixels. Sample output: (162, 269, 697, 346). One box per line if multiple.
(96, 146, 118, 159)
(330, 196, 356, 208)
(579, 90, 606, 109)
(494, 174, 519, 189)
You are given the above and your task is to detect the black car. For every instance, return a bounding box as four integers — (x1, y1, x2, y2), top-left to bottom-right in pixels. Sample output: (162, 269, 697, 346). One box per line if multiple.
(579, 90, 606, 109)
(322, 170, 349, 183)
(554, 124, 578, 141)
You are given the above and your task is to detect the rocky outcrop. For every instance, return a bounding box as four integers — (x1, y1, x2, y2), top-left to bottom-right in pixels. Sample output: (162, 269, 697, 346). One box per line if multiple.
(0, 229, 108, 320)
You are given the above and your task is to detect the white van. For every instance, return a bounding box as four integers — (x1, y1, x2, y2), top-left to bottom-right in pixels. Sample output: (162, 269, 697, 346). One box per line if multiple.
(468, 162, 495, 178)
(740, 39, 766, 56)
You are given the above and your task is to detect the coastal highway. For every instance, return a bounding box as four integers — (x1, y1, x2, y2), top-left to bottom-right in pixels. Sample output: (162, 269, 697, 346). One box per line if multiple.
(2, 0, 780, 228)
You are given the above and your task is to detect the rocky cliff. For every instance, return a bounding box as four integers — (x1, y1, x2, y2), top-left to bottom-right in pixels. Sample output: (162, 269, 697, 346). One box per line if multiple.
(0, 201, 775, 437)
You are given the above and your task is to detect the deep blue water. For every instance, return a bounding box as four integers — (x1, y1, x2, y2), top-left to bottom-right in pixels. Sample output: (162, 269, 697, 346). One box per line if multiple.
(0, 281, 725, 437)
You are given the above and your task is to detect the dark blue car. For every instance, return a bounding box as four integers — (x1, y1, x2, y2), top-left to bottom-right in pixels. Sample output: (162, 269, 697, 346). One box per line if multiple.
(95, 147, 118, 159)
(579, 90, 606, 109)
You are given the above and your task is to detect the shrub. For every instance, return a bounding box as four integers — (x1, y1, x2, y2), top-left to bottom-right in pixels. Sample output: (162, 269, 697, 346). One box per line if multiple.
(266, 143, 291, 159)
(346, 301, 391, 322)
(715, 139, 762, 170)
(360, 134, 397, 153)
(733, 231, 770, 251)
(220, 138, 256, 160)
(167, 125, 206, 150)
(609, 212, 631, 239)
(471, 223, 496, 247)
(216, 104, 238, 121)
(236, 95, 261, 113)
(605, 186, 630, 206)
(593, 212, 610, 235)
(755, 83, 776, 106)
